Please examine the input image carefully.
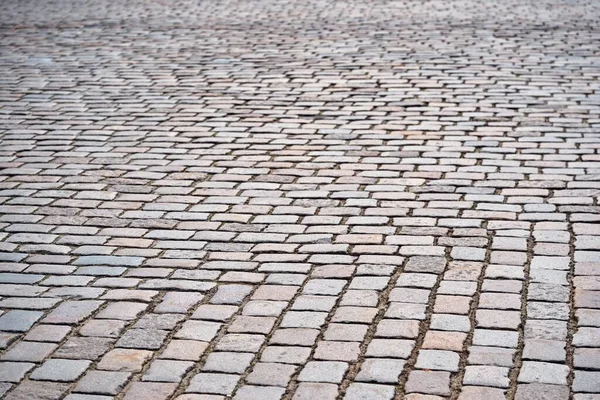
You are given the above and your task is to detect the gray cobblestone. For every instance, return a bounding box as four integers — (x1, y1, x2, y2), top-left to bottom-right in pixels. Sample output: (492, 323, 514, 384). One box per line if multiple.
(518, 362, 569, 385)
(187, 373, 239, 396)
(1, 341, 57, 362)
(0, 362, 35, 383)
(97, 349, 153, 372)
(356, 359, 405, 383)
(233, 386, 285, 400)
(345, 383, 395, 400)
(405, 370, 451, 396)
(74, 371, 131, 395)
(4, 381, 71, 400)
(116, 329, 168, 350)
(54, 337, 115, 360)
(416, 350, 460, 372)
(30, 359, 91, 382)
(246, 362, 297, 387)
(123, 382, 177, 400)
(293, 383, 338, 400)
(515, 383, 569, 400)
(143, 360, 194, 382)
(202, 352, 254, 374)
(0, 310, 43, 332)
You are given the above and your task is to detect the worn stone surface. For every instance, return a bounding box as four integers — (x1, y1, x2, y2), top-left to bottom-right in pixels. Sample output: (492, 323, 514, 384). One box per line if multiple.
(3, 381, 71, 400)
(515, 383, 570, 400)
(97, 349, 153, 372)
(356, 359, 405, 383)
(406, 371, 451, 396)
(30, 359, 91, 382)
(298, 361, 348, 384)
(0, 311, 43, 332)
(74, 371, 131, 395)
(123, 382, 177, 400)
(0, 0, 598, 397)
(0, 362, 35, 383)
(345, 383, 395, 400)
(233, 385, 286, 400)
(53, 337, 115, 360)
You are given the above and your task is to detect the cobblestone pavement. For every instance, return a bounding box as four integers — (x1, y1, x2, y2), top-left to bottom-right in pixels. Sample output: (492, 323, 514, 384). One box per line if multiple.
(1, 0, 600, 399)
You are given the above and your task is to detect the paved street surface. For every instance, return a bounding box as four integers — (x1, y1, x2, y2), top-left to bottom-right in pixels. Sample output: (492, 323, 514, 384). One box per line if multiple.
(1, 0, 600, 399)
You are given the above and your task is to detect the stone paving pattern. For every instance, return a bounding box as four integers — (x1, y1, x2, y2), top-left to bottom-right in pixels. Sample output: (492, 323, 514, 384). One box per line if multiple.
(0, 0, 599, 399)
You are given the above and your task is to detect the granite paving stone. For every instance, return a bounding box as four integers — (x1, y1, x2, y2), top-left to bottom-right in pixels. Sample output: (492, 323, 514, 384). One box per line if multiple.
(518, 362, 569, 385)
(0, 362, 35, 383)
(515, 383, 570, 400)
(293, 383, 338, 400)
(458, 386, 506, 400)
(298, 361, 348, 383)
(97, 349, 153, 372)
(54, 337, 115, 360)
(115, 329, 169, 350)
(574, 371, 600, 393)
(232, 386, 285, 400)
(160, 340, 209, 361)
(122, 382, 178, 400)
(246, 362, 297, 387)
(344, 383, 395, 400)
(142, 360, 195, 382)
(186, 373, 240, 396)
(356, 359, 405, 383)
(405, 370, 451, 396)
(79, 319, 127, 338)
(0, 310, 43, 332)
(24, 325, 72, 342)
(42, 301, 104, 324)
(30, 359, 91, 382)
(261, 346, 311, 364)
(74, 371, 132, 395)
(3, 381, 71, 400)
(1, 341, 57, 362)
(415, 350, 460, 372)
(463, 366, 510, 388)
(202, 352, 254, 374)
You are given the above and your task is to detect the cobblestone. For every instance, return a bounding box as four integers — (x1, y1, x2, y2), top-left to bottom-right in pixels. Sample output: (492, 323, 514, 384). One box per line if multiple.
(30, 359, 91, 382)
(356, 359, 405, 383)
(0, 311, 43, 332)
(4, 381, 71, 400)
(74, 370, 131, 395)
(515, 383, 570, 400)
(54, 337, 114, 360)
(97, 349, 153, 372)
(0, 0, 598, 397)
(143, 360, 194, 382)
(123, 382, 178, 400)
(0, 362, 34, 383)
(298, 361, 347, 383)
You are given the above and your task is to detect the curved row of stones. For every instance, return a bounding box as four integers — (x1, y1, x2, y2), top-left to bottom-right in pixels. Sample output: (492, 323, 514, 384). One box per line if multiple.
(0, 0, 599, 399)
